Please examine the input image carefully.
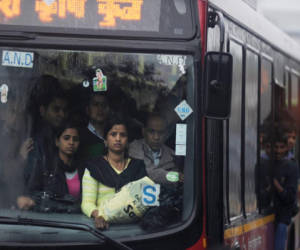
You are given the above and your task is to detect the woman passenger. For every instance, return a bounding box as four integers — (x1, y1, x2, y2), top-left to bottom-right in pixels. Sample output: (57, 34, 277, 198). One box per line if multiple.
(81, 114, 147, 229)
(18, 121, 83, 212)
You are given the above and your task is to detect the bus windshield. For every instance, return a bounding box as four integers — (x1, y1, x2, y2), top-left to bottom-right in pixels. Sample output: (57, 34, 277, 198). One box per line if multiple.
(0, 47, 195, 243)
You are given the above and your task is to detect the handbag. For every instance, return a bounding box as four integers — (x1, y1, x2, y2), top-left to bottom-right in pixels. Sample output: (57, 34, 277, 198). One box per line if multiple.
(32, 191, 81, 213)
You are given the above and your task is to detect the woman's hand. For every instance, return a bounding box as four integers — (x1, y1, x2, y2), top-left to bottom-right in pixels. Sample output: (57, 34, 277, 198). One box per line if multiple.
(17, 196, 35, 210)
(91, 209, 109, 229)
(19, 138, 34, 160)
(94, 216, 109, 229)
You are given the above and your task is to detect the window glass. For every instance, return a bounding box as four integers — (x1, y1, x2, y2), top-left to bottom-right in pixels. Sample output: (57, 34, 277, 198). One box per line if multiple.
(291, 74, 299, 107)
(228, 41, 243, 219)
(0, 48, 195, 241)
(257, 58, 272, 213)
(260, 59, 272, 123)
(244, 50, 258, 215)
(285, 71, 289, 108)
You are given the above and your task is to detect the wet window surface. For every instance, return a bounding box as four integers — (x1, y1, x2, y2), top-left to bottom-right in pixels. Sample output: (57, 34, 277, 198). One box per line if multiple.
(0, 48, 195, 242)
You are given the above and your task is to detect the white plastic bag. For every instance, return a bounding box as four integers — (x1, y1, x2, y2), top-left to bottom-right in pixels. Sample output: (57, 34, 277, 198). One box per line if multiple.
(98, 176, 156, 223)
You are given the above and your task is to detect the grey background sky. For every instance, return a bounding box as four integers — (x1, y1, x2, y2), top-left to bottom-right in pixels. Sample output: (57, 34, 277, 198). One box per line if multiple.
(257, 0, 300, 43)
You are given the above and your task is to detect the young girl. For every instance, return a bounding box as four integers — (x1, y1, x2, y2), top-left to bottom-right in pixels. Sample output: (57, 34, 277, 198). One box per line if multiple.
(19, 122, 83, 212)
(81, 114, 147, 229)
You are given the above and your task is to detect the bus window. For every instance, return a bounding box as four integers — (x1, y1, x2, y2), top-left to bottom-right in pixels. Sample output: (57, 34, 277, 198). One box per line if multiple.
(291, 73, 299, 108)
(258, 57, 273, 213)
(0, 47, 195, 238)
(228, 40, 243, 219)
(260, 58, 272, 124)
(244, 49, 258, 215)
(285, 70, 290, 108)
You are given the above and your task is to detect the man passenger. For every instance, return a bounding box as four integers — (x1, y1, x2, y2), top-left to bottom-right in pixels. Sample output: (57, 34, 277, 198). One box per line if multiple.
(271, 132, 299, 250)
(18, 75, 68, 209)
(129, 112, 181, 185)
(78, 91, 110, 160)
(282, 122, 297, 160)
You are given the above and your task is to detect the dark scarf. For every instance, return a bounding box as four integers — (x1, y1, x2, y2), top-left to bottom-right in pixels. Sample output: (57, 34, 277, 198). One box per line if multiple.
(86, 156, 147, 191)
(57, 157, 78, 173)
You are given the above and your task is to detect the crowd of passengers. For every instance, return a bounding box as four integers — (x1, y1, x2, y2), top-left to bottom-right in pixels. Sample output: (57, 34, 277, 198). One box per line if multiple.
(0, 74, 184, 229)
(257, 112, 299, 250)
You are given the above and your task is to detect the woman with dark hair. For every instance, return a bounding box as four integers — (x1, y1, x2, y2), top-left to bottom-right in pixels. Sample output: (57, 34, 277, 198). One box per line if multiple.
(81, 114, 148, 229)
(19, 121, 83, 212)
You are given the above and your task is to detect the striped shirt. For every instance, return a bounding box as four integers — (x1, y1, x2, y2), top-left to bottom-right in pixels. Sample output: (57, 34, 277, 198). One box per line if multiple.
(81, 159, 131, 218)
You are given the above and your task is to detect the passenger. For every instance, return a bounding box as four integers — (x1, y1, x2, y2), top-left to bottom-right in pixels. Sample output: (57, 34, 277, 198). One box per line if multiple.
(23, 75, 68, 185)
(272, 133, 299, 250)
(17, 75, 69, 210)
(282, 122, 297, 160)
(78, 91, 110, 160)
(81, 114, 147, 229)
(19, 121, 83, 212)
(129, 112, 181, 185)
(28, 75, 68, 136)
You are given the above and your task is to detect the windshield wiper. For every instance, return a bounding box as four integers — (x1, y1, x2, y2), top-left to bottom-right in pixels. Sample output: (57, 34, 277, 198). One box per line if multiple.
(0, 216, 132, 250)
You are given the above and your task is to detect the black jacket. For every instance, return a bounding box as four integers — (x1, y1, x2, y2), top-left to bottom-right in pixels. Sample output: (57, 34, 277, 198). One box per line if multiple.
(25, 146, 84, 213)
(273, 159, 299, 225)
(77, 127, 105, 161)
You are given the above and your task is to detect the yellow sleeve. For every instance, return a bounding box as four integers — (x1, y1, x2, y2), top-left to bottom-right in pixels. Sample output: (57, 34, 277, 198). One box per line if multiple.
(81, 169, 99, 217)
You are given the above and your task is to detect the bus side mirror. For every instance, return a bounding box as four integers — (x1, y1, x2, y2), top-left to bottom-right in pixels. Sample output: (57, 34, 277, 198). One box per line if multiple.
(204, 51, 233, 119)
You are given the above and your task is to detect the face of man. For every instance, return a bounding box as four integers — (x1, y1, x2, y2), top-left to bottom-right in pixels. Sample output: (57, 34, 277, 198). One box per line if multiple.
(86, 95, 109, 125)
(286, 131, 296, 150)
(264, 142, 271, 157)
(40, 98, 67, 128)
(273, 141, 289, 160)
(143, 116, 166, 152)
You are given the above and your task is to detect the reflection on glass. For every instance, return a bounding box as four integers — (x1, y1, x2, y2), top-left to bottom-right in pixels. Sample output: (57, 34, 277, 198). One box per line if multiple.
(0, 48, 195, 241)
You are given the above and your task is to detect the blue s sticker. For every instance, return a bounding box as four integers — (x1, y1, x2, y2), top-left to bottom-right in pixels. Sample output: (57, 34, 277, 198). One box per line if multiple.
(142, 184, 160, 206)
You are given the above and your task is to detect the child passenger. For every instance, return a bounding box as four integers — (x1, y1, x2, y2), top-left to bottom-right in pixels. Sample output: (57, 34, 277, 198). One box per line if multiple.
(18, 122, 83, 212)
(81, 114, 147, 229)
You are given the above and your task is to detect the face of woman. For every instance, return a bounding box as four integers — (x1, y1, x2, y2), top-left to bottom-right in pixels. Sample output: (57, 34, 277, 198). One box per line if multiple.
(106, 124, 128, 154)
(56, 128, 80, 157)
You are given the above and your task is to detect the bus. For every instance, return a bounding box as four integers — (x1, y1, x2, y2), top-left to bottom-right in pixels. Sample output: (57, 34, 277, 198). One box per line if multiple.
(0, 0, 299, 249)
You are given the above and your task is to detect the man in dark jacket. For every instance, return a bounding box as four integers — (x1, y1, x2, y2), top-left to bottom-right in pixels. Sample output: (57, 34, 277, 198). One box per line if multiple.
(78, 91, 110, 160)
(272, 133, 298, 250)
(19, 75, 68, 210)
